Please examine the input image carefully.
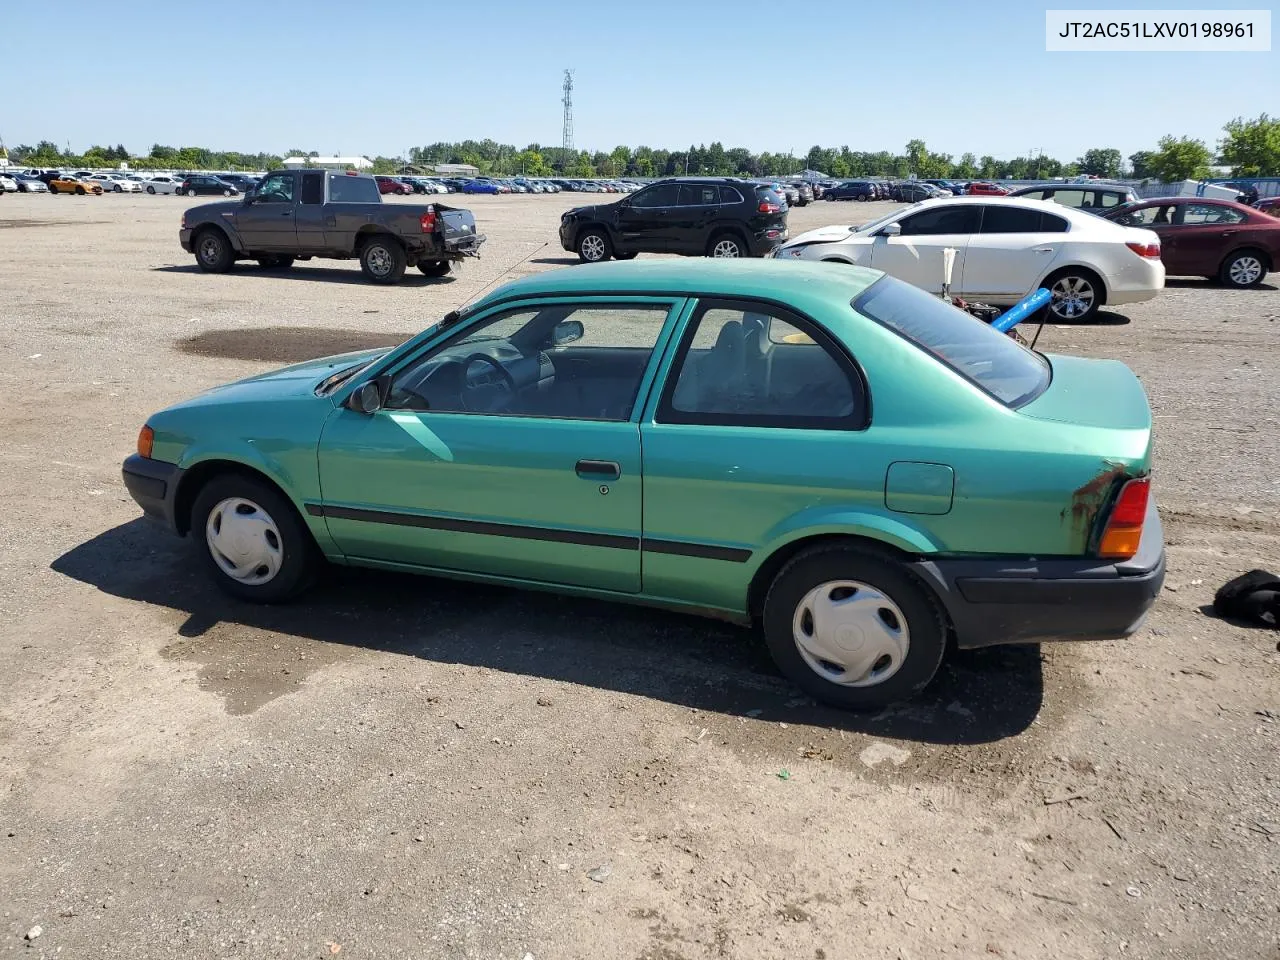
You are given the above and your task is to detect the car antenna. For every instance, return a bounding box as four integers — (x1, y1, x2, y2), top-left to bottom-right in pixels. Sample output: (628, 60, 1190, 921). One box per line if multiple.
(440, 241, 550, 327)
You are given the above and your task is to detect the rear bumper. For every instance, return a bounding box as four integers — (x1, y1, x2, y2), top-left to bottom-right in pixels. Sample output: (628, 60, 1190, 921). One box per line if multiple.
(122, 455, 184, 534)
(913, 498, 1165, 648)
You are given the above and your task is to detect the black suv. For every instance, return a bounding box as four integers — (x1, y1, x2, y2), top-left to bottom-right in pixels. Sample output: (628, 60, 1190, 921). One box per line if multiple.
(559, 178, 787, 261)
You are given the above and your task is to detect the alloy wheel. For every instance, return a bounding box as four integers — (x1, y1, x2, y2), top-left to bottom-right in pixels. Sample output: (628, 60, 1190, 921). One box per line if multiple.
(1049, 275, 1095, 320)
(1228, 255, 1263, 286)
(365, 245, 393, 277)
(580, 235, 606, 262)
(711, 238, 742, 258)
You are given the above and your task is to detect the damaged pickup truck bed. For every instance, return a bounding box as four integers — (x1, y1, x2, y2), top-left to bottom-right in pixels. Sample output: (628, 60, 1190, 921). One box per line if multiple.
(180, 169, 484, 284)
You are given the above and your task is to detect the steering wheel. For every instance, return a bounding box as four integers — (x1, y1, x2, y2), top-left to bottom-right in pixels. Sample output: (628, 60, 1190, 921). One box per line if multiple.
(460, 353, 518, 412)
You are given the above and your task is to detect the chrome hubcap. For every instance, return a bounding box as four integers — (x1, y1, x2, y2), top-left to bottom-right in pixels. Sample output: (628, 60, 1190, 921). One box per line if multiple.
(1229, 256, 1263, 285)
(792, 580, 910, 687)
(581, 235, 606, 261)
(366, 246, 392, 276)
(1049, 276, 1095, 319)
(712, 239, 741, 258)
(205, 497, 283, 585)
(198, 236, 221, 263)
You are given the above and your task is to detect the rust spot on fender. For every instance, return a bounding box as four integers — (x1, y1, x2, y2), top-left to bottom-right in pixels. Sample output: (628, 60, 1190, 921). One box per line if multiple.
(1063, 461, 1128, 544)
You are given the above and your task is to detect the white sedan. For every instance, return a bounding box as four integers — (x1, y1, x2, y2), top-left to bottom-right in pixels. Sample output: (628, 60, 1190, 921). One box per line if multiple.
(91, 174, 144, 193)
(141, 174, 184, 195)
(774, 196, 1164, 322)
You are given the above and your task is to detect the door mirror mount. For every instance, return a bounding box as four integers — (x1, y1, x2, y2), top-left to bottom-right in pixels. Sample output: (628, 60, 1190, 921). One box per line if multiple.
(879, 222, 902, 237)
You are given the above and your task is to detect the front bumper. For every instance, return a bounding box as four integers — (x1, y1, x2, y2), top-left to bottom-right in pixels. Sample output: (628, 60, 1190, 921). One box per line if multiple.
(558, 220, 575, 251)
(914, 497, 1166, 648)
(179, 228, 193, 252)
(122, 455, 184, 534)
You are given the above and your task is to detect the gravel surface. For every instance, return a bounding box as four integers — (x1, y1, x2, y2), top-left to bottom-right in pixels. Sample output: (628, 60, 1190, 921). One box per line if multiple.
(0, 192, 1277, 960)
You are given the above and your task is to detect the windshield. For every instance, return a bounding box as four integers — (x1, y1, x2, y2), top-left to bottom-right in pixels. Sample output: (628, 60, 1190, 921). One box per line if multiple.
(853, 277, 1050, 408)
(852, 206, 916, 235)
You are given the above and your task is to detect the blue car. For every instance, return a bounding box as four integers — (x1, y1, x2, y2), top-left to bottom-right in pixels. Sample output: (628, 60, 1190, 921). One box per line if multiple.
(924, 179, 966, 196)
(462, 180, 500, 194)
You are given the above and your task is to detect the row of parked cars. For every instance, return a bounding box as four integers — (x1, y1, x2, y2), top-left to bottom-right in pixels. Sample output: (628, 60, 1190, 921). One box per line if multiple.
(0, 168, 263, 196)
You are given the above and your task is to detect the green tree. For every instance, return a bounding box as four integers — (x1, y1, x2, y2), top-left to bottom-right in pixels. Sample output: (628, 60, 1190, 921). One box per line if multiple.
(905, 139, 928, 175)
(954, 152, 978, 178)
(1127, 150, 1155, 178)
(1077, 147, 1122, 178)
(1219, 114, 1280, 177)
(1149, 135, 1212, 181)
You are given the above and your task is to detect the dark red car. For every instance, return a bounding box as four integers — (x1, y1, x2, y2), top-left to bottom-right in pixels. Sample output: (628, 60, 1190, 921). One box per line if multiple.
(1254, 197, 1280, 216)
(1104, 197, 1279, 288)
(374, 175, 411, 196)
(965, 181, 1009, 196)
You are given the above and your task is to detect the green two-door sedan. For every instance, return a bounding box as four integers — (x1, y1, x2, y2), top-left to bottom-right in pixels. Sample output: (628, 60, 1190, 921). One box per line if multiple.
(123, 259, 1164, 709)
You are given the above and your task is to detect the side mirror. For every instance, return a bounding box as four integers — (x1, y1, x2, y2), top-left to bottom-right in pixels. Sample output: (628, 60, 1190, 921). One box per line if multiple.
(348, 376, 389, 414)
(551, 320, 585, 346)
(879, 222, 902, 237)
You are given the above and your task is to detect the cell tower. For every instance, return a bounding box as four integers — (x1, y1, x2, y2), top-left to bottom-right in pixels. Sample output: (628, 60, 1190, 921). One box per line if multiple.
(561, 69, 574, 155)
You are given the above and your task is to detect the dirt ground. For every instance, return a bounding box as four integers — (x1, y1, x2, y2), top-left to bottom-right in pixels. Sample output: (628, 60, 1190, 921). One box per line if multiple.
(0, 191, 1277, 960)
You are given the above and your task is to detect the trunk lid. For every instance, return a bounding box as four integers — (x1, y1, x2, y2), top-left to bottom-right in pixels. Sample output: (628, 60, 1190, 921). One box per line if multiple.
(1021, 353, 1152, 433)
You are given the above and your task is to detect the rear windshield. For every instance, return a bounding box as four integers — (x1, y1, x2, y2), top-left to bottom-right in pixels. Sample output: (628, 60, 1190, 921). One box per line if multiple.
(853, 277, 1050, 408)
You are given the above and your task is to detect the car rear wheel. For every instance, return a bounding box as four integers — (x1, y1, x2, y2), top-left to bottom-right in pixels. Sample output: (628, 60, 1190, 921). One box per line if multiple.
(762, 545, 947, 710)
(194, 228, 234, 273)
(191, 474, 317, 603)
(577, 229, 611, 263)
(417, 259, 452, 277)
(1219, 249, 1267, 288)
(614, 252, 638, 260)
(708, 233, 745, 258)
(359, 235, 407, 284)
(1042, 269, 1101, 322)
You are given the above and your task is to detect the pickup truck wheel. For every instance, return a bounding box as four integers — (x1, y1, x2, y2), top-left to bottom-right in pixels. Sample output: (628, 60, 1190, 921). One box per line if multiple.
(577, 230, 611, 263)
(762, 545, 947, 710)
(257, 256, 294, 271)
(417, 260, 452, 277)
(360, 236, 407, 284)
(194, 228, 234, 273)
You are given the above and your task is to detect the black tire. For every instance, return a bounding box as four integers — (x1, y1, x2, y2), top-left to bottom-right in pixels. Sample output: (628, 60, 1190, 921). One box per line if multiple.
(825, 194, 835, 201)
(707, 232, 746, 258)
(190, 473, 318, 603)
(146, 185, 156, 194)
(257, 256, 295, 270)
(1040, 267, 1102, 323)
(762, 544, 947, 710)
(417, 259, 452, 277)
(359, 234, 407, 284)
(577, 228, 611, 263)
(75, 186, 86, 195)
(1218, 249, 1268, 288)
(193, 228, 234, 273)
(614, 252, 638, 260)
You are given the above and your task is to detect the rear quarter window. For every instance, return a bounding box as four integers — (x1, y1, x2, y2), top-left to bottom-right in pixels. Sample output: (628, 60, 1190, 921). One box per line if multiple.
(328, 175, 380, 203)
(854, 277, 1050, 408)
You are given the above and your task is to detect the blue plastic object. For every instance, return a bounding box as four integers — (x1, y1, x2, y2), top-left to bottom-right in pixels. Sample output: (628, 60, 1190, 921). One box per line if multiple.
(992, 287, 1053, 332)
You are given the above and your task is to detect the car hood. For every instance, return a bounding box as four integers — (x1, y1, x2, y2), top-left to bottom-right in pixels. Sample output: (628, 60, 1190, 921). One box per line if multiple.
(185, 199, 243, 220)
(780, 223, 859, 248)
(566, 201, 619, 218)
(169, 348, 389, 410)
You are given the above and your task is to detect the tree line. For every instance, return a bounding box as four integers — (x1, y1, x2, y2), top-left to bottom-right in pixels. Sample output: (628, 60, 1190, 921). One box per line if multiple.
(5, 114, 1277, 182)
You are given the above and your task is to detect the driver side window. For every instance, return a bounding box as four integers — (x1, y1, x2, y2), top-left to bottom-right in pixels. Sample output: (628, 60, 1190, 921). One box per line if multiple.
(385, 302, 672, 421)
(257, 174, 294, 203)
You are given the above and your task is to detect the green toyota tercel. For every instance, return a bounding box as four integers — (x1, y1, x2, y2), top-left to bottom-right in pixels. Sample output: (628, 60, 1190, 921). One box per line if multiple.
(123, 260, 1164, 709)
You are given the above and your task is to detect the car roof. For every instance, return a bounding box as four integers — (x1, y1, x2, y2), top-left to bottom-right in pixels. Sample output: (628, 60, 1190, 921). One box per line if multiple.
(1121, 196, 1257, 211)
(468, 259, 882, 316)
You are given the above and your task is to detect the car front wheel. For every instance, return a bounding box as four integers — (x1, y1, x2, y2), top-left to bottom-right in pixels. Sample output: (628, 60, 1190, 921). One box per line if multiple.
(194, 228, 234, 273)
(1220, 249, 1267, 288)
(191, 474, 317, 602)
(146, 185, 156, 194)
(762, 545, 947, 710)
(577, 229, 611, 263)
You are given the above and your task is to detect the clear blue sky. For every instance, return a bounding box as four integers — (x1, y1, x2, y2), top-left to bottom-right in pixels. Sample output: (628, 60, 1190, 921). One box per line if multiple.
(2, 0, 1273, 161)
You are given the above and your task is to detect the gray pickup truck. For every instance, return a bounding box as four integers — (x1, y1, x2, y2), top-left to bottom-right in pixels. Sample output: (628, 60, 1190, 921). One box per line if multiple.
(179, 169, 484, 284)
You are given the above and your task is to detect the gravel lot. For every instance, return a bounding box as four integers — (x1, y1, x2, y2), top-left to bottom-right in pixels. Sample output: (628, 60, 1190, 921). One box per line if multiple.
(1, 192, 1277, 960)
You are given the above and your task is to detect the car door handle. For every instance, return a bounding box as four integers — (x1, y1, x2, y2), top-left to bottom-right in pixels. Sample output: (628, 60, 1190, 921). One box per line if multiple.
(280, 210, 293, 217)
(1033, 247, 1054, 253)
(1221, 230, 1236, 236)
(575, 459, 621, 481)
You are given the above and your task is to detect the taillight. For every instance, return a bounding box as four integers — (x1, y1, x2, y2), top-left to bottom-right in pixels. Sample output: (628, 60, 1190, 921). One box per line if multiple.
(758, 200, 780, 213)
(420, 206, 437, 233)
(1126, 241, 1161, 258)
(1098, 477, 1150, 560)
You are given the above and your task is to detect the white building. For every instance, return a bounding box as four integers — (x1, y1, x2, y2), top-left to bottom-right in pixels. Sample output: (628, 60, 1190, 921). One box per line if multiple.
(282, 156, 373, 171)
